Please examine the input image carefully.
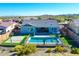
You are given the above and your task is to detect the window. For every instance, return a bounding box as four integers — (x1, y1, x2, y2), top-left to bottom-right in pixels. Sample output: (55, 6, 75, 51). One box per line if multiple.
(28, 27, 33, 32)
(53, 28, 58, 32)
(36, 27, 49, 33)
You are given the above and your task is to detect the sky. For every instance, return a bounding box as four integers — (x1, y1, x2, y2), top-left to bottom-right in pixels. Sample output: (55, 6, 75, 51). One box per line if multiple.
(0, 3, 79, 16)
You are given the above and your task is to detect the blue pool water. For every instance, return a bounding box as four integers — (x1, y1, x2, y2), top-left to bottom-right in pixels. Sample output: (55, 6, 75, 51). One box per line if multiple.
(29, 37, 60, 44)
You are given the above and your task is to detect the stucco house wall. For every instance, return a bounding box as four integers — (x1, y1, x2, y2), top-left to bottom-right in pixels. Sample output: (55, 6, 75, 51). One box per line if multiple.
(0, 31, 11, 43)
(20, 26, 60, 35)
(6, 23, 17, 32)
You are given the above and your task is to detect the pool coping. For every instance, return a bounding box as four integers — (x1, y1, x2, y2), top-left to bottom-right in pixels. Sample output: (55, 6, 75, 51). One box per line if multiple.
(26, 35, 63, 46)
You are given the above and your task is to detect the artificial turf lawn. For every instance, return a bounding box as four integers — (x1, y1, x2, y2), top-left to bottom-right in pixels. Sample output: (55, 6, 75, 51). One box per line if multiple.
(60, 36, 69, 46)
(60, 35, 75, 47)
(5, 36, 25, 43)
(0, 35, 27, 46)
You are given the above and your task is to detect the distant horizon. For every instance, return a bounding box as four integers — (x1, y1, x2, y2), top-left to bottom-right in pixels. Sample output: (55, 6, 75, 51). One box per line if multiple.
(0, 3, 79, 16)
(1, 13, 79, 17)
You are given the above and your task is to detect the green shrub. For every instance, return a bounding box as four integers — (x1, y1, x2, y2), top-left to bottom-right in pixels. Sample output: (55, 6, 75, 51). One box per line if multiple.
(13, 45, 24, 52)
(12, 45, 25, 56)
(22, 48, 32, 55)
(11, 44, 37, 56)
(55, 45, 65, 52)
(71, 48, 79, 54)
(46, 48, 52, 53)
(25, 44, 37, 53)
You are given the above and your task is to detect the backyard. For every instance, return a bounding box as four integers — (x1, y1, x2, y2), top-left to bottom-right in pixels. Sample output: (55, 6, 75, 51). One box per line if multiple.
(0, 35, 30, 46)
(0, 31, 79, 56)
(0, 34, 79, 56)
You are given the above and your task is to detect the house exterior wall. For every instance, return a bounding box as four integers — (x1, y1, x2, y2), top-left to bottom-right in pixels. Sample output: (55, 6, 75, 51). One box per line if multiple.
(0, 23, 17, 43)
(20, 25, 35, 34)
(6, 23, 17, 32)
(0, 31, 11, 43)
(49, 27, 60, 34)
(20, 25, 60, 35)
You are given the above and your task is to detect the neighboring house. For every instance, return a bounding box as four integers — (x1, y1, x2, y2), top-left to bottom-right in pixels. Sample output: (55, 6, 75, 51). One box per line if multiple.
(68, 19, 79, 34)
(61, 19, 79, 47)
(20, 19, 60, 35)
(0, 21, 17, 43)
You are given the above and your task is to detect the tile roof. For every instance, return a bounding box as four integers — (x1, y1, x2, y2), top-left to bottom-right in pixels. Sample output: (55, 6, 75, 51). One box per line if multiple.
(22, 19, 59, 27)
(72, 19, 79, 26)
(0, 21, 15, 28)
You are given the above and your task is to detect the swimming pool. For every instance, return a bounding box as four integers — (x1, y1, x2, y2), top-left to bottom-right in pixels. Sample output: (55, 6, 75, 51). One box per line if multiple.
(27, 36, 62, 45)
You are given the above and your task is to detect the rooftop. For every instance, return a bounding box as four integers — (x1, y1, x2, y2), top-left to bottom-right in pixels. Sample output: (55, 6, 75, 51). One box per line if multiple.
(71, 19, 79, 27)
(0, 20, 16, 28)
(22, 19, 59, 27)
